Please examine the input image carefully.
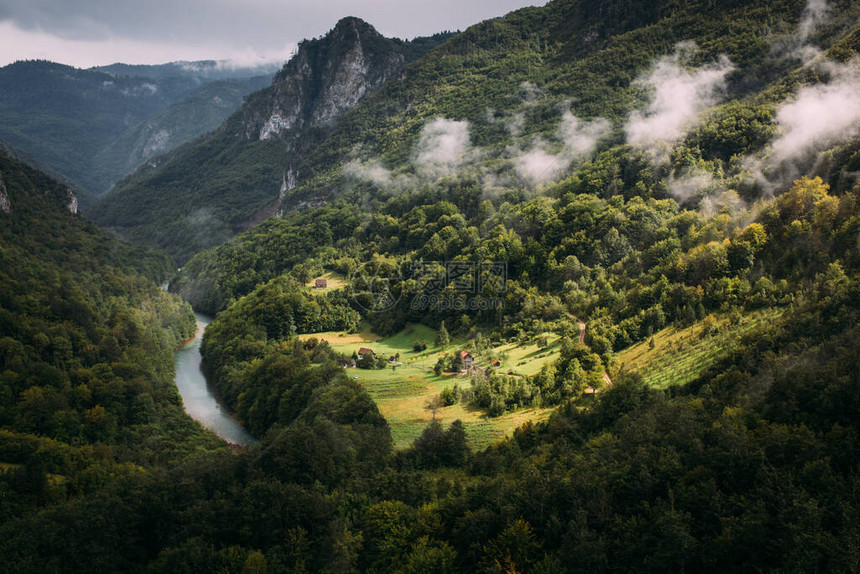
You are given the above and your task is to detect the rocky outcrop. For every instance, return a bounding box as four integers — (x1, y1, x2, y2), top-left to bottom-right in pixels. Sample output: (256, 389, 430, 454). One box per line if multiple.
(279, 167, 298, 201)
(240, 17, 405, 142)
(65, 187, 78, 214)
(0, 173, 9, 213)
(142, 128, 172, 157)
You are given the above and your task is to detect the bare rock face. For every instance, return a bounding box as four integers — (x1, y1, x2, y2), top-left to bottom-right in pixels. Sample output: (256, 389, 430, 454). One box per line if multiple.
(65, 187, 78, 214)
(241, 17, 405, 142)
(279, 167, 299, 201)
(0, 164, 74, 215)
(142, 128, 172, 157)
(0, 173, 9, 213)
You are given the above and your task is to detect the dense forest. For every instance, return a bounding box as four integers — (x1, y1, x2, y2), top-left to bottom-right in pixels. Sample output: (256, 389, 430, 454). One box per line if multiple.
(2, 0, 860, 571)
(92, 0, 860, 262)
(0, 151, 228, 566)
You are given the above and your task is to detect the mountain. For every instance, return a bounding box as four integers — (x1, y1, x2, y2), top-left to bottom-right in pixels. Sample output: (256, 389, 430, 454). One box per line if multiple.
(0, 59, 276, 204)
(0, 150, 232, 569)
(87, 18, 454, 263)
(0, 139, 89, 202)
(90, 0, 860, 265)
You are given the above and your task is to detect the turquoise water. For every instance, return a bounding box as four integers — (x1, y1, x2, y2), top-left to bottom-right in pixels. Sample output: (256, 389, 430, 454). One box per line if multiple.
(174, 313, 256, 445)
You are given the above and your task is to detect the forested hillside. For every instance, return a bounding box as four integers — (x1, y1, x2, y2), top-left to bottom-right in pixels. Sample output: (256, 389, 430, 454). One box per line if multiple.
(84, 19, 450, 262)
(157, 0, 860, 569)
(0, 151, 231, 568)
(3, 152, 857, 571)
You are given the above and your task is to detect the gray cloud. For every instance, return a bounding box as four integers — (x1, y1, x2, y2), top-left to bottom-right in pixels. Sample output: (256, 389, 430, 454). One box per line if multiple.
(797, 0, 830, 46)
(667, 168, 719, 204)
(346, 116, 476, 192)
(742, 0, 860, 193)
(776, 0, 832, 61)
(415, 117, 475, 178)
(0, 0, 547, 67)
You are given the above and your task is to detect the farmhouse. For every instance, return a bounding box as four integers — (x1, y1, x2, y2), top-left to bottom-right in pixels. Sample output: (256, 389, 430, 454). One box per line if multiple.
(358, 347, 375, 357)
(461, 351, 474, 370)
(315, 278, 327, 288)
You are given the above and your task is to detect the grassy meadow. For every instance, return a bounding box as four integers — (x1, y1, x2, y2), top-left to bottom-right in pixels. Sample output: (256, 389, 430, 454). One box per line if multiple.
(616, 308, 786, 388)
(301, 323, 556, 450)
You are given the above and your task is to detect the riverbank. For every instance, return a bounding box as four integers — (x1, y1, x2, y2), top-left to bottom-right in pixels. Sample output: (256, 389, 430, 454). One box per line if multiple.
(173, 313, 256, 447)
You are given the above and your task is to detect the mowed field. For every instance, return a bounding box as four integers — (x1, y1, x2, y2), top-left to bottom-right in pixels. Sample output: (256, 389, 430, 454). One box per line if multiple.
(492, 335, 562, 376)
(616, 308, 786, 388)
(305, 271, 348, 291)
(300, 323, 556, 450)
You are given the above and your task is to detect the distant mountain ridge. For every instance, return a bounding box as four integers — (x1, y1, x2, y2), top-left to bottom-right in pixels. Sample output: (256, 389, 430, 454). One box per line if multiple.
(92, 75, 273, 185)
(0, 58, 277, 204)
(92, 60, 280, 83)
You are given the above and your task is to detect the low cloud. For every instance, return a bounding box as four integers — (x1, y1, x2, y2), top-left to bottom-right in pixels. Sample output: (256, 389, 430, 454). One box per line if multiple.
(745, 57, 860, 192)
(519, 81, 543, 104)
(344, 159, 397, 189)
(797, 0, 830, 47)
(667, 168, 720, 204)
(664, 167, 758, 225)
(345, 116, 475, 192)
(513, 111, 610, 185)
(415, 117, 474, 178)
(625, 42, 734, 160)
(772, 63, 860, 163)
(348, 107, 610, 193)
(698, 189, 750, 222)
(775, 0, 831, 62)
(505, 112, 525, 138)
(515, 148, 563, 184)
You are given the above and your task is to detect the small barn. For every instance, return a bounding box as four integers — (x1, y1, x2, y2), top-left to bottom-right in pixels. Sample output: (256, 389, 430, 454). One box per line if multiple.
(461, 351, 474, 370)
(315, 278, 328, 289)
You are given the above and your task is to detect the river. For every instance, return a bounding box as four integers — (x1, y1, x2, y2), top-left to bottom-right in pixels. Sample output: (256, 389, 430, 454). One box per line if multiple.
(174, 313, 256, 446)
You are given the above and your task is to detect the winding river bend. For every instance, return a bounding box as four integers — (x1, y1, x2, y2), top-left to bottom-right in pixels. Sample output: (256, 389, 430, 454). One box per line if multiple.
(174, 313, 256, 446)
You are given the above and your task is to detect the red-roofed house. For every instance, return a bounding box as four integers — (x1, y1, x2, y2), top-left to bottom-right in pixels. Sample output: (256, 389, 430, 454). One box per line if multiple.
(315, 278, 328, 289)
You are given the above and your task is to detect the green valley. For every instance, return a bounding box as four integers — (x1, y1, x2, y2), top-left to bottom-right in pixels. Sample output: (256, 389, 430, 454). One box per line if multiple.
(1, 0, 860, 571)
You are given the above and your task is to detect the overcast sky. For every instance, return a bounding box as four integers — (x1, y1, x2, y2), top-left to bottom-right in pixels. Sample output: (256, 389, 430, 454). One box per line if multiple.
(0, 0, 548, 69)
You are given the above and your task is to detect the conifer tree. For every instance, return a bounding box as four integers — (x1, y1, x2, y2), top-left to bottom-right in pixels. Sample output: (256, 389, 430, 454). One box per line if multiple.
(435, 321, 450, 347)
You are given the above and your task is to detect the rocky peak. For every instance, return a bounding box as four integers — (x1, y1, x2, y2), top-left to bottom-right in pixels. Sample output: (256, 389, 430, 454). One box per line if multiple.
(241, 17, 406, 141)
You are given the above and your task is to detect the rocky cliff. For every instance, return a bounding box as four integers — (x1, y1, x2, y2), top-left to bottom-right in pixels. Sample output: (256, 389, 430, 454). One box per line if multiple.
(242, 17, 406, 142)
(90, 17, 448, 263)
